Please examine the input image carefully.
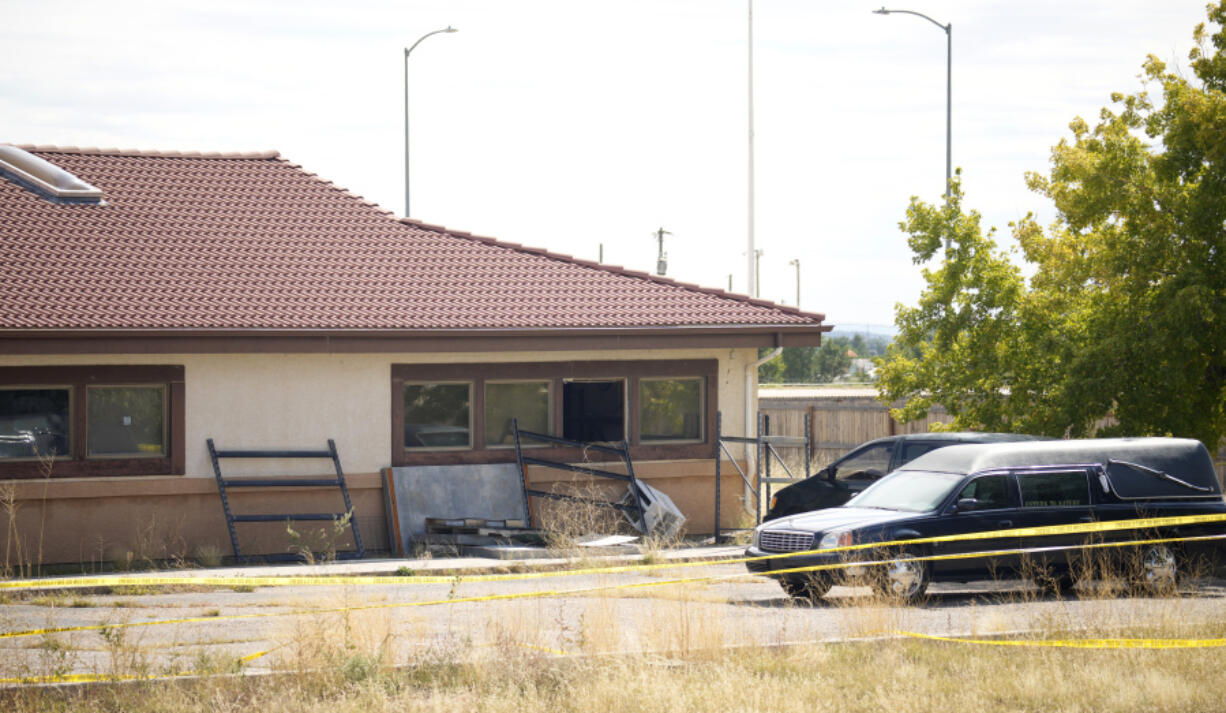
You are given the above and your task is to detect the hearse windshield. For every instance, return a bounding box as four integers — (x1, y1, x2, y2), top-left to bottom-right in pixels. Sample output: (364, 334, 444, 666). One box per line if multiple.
(846, 470, 964, 512)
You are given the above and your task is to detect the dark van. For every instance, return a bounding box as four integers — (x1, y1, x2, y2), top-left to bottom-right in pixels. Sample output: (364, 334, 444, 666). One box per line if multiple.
(766, 432, 1047, 521)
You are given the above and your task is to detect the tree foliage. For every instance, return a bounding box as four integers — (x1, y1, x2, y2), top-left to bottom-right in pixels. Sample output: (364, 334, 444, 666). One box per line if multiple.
(758, 337, 879, 384)
(878, 3, 1226, 448)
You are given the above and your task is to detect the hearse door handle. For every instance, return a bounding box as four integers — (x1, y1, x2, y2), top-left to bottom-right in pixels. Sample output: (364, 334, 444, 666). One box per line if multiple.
(998, 520, 1013, 528)
(1079, 516, 1093, 523)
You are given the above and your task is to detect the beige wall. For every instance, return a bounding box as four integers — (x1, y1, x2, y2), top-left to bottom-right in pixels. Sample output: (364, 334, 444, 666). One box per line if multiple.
(0, 348, 758, 478)
(0, 348, 760, 563)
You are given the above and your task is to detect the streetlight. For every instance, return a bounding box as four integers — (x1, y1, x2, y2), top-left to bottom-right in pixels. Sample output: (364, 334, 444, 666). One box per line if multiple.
(753, 249, 764, 298)
(404, 26, 458, 217)
(788, 258, 800, 308)
(746, 2, 760, 298)
(873, 7, 951, 198)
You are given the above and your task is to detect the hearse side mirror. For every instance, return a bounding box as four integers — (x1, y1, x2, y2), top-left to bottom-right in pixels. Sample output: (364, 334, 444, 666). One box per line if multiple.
(955, 497, 981, 512)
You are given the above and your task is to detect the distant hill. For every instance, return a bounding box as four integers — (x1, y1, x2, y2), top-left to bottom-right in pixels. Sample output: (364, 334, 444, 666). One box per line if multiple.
(826, 325, 898, 340)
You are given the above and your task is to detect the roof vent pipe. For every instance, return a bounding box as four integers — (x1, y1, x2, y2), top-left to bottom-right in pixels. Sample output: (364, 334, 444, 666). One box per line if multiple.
(0, 145, 103, 203)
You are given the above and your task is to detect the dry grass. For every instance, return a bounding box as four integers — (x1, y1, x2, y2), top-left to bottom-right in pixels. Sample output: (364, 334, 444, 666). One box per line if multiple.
(3, 547, 1226, 711)
(5, 626, 1226, 713)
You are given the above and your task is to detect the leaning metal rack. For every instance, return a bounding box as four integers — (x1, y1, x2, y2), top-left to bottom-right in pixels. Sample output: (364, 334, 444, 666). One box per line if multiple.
(511, 418, 650, 533)
(714, 410, 812, 543)
(207, 438, 365, 563)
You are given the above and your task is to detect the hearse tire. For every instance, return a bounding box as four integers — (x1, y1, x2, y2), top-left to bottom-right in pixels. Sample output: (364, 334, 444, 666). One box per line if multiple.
(871, 551, 930, 603)
(1132, 544, 1180, 595)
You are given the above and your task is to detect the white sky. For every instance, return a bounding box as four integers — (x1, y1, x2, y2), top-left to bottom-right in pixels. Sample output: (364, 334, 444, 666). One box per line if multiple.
(0, 0, 1211, 329)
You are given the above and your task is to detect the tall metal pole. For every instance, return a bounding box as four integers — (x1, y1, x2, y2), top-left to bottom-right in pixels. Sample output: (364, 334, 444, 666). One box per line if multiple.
(404, 26, 457, 218)
(789, 258, 800, 308)
(873, 8, 951, 198)
(945, 23, 952, 198)
(747, 0, 756, 298)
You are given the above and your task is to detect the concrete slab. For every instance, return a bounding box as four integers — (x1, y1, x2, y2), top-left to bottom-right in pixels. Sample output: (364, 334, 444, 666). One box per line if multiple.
(385, 463, 527, 553)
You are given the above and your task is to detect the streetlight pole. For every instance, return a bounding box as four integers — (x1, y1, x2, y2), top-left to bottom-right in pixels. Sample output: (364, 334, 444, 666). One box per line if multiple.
(873, 7, 951, 198)
(789, 258, 800, 308)
(405, 26, 457, 218)
(753, 249, 764, 298)
(747, 0, 756, 299)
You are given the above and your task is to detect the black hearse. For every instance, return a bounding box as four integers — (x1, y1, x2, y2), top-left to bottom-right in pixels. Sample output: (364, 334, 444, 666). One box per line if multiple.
(746, 438, 1226, 602)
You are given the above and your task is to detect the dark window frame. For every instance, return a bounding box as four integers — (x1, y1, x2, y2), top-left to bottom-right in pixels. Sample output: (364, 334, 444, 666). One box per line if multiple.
(390, 360, 718, 466)
(0, 365, 185, 479)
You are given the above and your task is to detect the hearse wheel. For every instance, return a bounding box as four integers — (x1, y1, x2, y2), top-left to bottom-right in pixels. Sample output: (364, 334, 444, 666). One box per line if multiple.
(872, 552, 930, 603)
(1134, 544, 1179, 594)
(780, 575, 831, 603)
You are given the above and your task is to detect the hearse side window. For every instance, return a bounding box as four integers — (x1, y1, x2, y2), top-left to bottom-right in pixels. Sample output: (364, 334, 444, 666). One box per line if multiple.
(956, 475, 1011, 509)
(832, 442, 892, 480)
(1019, 470, 1090, 508)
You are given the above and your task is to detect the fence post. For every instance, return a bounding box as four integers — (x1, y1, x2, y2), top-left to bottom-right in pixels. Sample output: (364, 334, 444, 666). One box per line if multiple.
(714, 411, 723, 543)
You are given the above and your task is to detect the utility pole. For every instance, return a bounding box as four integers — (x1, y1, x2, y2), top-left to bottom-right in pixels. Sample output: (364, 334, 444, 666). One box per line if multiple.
(653, 227, 673, 276)
(753, 249, 764, 298)
(789, 258, 800, 308)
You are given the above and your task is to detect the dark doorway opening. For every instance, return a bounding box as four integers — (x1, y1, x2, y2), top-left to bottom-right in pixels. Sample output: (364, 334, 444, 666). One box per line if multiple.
(562, 380, 624, 442)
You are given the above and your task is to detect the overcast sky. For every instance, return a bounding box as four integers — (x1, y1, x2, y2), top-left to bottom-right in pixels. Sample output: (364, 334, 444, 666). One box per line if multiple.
(0, 0, 1213, 329)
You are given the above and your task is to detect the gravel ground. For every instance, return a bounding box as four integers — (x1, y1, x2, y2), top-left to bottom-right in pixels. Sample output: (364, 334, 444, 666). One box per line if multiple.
(2, 565, 1224, 682)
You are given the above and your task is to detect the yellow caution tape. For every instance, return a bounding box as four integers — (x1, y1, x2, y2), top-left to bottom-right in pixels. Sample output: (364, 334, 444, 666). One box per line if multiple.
(3, 531, 1223, 643)
(4, 511, 1225, 592)
(0, 647, 273, 685)
(895, 631, 1226, 649)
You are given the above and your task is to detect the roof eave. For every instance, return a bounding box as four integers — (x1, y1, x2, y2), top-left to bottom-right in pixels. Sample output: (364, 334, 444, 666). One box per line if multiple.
(0, 323, 830, 356)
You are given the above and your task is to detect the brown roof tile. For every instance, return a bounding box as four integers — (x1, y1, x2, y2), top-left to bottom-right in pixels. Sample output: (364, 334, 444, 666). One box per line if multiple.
(0, 146, 825, 332)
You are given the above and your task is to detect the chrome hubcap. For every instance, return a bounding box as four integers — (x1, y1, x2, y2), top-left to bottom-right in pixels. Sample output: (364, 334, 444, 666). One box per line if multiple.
(886, 558, 923, 596)
(1142, 546, 1177, 587)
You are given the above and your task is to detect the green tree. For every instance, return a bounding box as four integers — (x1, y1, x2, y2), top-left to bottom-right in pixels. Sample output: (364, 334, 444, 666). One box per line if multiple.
(757, 347, 785, 384)
(815, 340, 853, 382)
(878, 3, 1226, 449)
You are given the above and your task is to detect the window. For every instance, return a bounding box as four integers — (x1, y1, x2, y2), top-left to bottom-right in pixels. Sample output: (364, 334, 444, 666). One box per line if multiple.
(485, 381, 550, 446)
(831, 442, 893, 481)
(0, 366, 184, 478)
(899, 441, 943, 465)
(639, 377, 703, 442)
(0, 387, 71, 460)
(562, 380, 624, 442)
(1019, 471, 1090, 508)
(390, 360, 716, 463)
(403, 382, 471, 449)
(956, 475, 1012, 510)
(86, 385, 165, 457)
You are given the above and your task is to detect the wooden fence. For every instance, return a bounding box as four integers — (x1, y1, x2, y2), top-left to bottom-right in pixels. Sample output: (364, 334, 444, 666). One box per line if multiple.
(758, 386, 1226, 485)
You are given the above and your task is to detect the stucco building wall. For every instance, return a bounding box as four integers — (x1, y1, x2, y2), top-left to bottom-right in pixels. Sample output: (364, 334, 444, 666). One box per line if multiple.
(0, 348, 759, 564)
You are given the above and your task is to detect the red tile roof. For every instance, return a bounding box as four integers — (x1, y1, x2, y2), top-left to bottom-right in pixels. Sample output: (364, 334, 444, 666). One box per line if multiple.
(0, 146, 825, 333)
